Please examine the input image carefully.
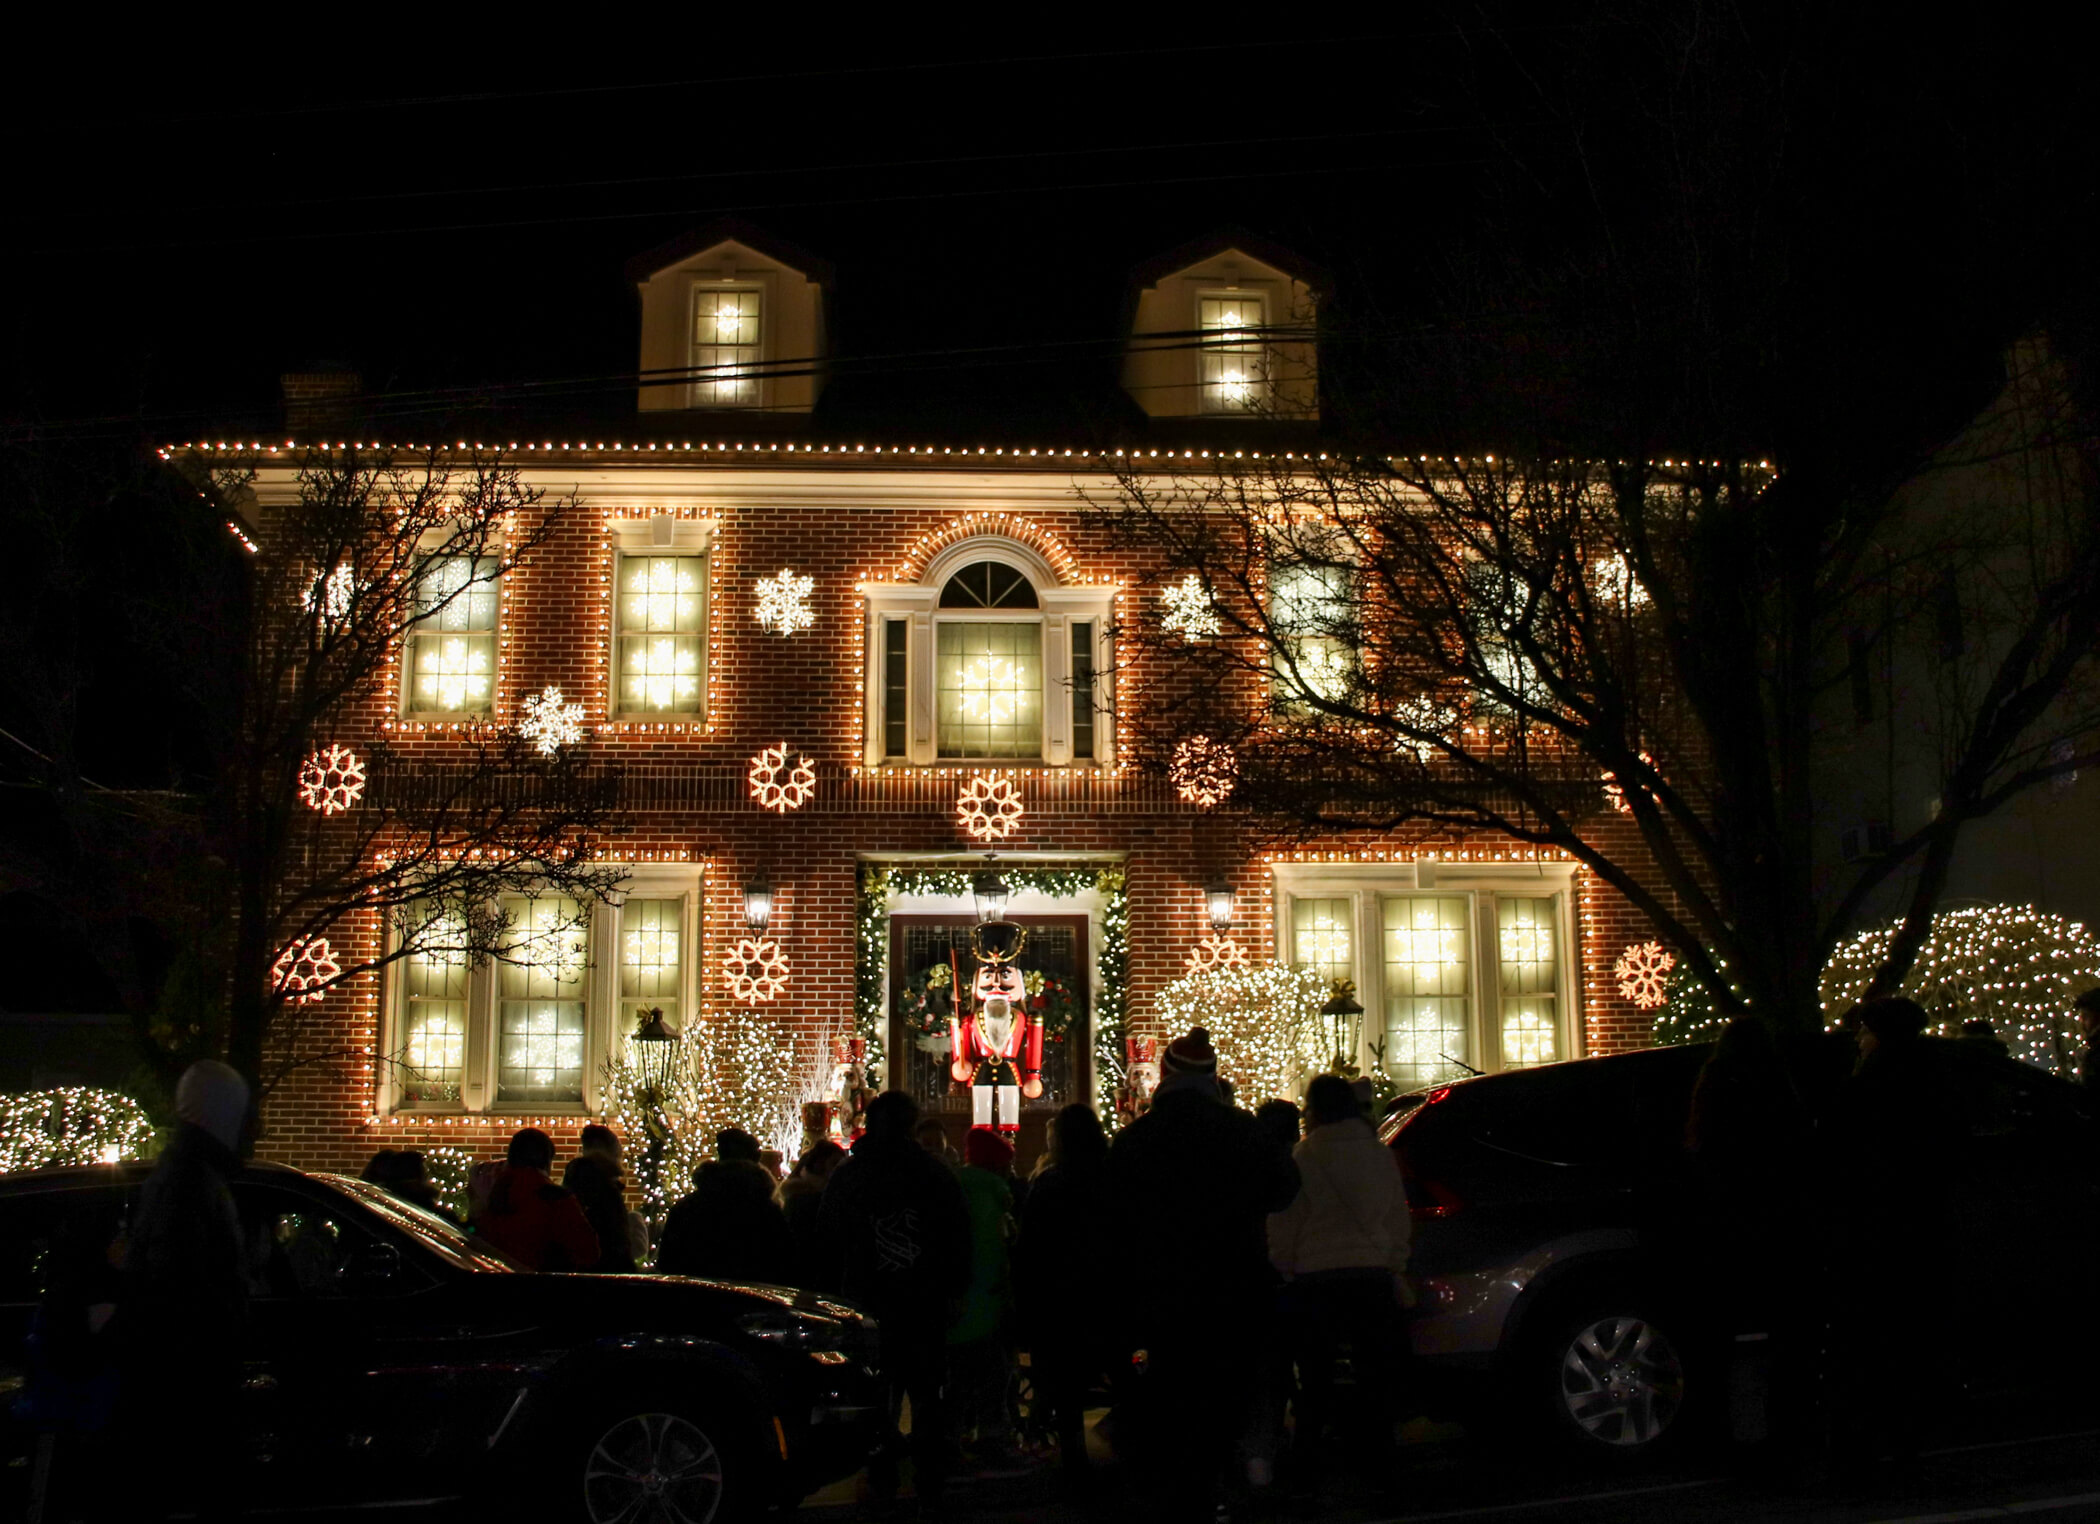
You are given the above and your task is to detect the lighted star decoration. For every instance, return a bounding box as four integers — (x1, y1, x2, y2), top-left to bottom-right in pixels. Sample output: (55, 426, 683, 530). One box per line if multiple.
(272, 937, 342, 1005)
(955, 773, 1026, 841)
(519, 686, 585, 757)
(1614, 941, 1677, 1010)
(1183, 933, 1250, 976)
(296, 744, 367, 815)
(754, 568, 815, 636)
(723, 936, 790, 1004)
(302, 564, 359, 622)
(1602, 750, 1659, 814)
(747, 743, 817, 812)
(1161, 574, 1222, 642)
(1170, 735, 1238, 807)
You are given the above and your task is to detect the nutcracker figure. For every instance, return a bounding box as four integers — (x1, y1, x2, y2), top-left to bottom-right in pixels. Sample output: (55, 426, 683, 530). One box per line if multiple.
(829, 1036, 874, 1139)
(1117, 1035, 1160, 1126)
(947, 916, 1043, 1135)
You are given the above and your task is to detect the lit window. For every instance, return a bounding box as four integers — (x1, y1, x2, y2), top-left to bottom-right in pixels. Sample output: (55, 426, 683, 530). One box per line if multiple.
(693, 288, 761, 406)
(937, 622, 1042, 758)
(497, 896, 589, 1104)
(1292, 897, 1354, 990)
(1382, 896, 1472, 1089)
(620, 898, 683, 1033)
(405, 556, 497, 714)
(616, 555, 706, 715)
(1199, 294, 1267, 412)
(399, 915, 468, 1106)
(1496, 897, 1558, 1069)
(1268, 559, 1354, 707)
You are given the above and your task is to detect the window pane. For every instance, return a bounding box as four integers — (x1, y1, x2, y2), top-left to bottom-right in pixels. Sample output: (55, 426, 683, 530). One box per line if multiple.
(883, 619, 908, 758)
(936, 621, 1042, 758)
(1291, 897, 1353, 990)
(1269, 560, 1352, 706)
(408, 556, 497, 713)
(1070, 621, 1095, 760)
(938, 561, 1038, 609)
(1199, 294, 1266, 413)
(1382, 895, 1471, 1090)
(693, 288, 761, 406)
(401, 917, 467, 1104)
(617, 553, 705, 714)
(620, 899, 682, 1030)
(1497, 897, 1559, 1070)
(497, 897, 588, 1104)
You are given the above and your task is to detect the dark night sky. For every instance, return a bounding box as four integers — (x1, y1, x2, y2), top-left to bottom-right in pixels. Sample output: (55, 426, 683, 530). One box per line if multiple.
(6, 15, 2082, 452)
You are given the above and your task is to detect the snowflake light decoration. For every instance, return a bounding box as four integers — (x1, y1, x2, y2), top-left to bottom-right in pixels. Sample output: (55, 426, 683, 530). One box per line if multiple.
(1602, 750, 1659, 814)
(1160, 574, 1222, 642)
(1183, 933, 1250, 976)
(1593, 553, 1652, 609)
(1614, 940, 1677, 1010)
(302, 564, 360, 622)
(754, 568, 815, 636)
(296, 744, 366, 815)
(723, 936, 790, 1004)
(747, 743, 817, 812)
(1392, 698, 1460, 763)
(519, 685, 585, 757)
(272, 937, 342, 1005)
(955, 773, 1026, 841)
(1170, 735, 1238, 807)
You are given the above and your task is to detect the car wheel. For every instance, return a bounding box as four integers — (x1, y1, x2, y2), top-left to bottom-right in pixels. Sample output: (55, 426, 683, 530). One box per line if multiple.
(579, 1404, 746, 1524)
(1542, 1309, 1687, 1453)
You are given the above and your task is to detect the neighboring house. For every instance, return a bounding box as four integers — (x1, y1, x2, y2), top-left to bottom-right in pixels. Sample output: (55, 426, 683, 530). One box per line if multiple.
(195, 225, 1665, 1175)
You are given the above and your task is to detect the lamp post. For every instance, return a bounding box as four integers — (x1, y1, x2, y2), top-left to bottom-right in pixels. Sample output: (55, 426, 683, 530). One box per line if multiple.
(973, 858, 1010, 924)
(628, 1006, 681, 1228)
(1321, 978, 1364, 1078)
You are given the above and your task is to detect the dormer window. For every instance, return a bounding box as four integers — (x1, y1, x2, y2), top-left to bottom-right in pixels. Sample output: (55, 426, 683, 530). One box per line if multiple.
(861, 543, 1115, 768)
(1199, 294, 1268, 412)
(691, 286, 761, 406)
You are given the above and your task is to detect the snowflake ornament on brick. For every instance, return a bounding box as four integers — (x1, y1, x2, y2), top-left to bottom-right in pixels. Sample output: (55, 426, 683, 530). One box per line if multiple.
(1170, 735, 1238, 807)
(1602, 750, 1658, 814)
(519, 686, 585, 757)
(302, 564, 359, 622)
(296, 744, 366, 815)
(723, 936, 790, 1004)
(955, 773, 1025, 841)
(1183, 932, 1250, 976)
(747, 743, 817, 812)
(754, 568, 815, 636)
(272, 937, 342, 1004)
(1160, 574, 1222, 642)
(1614, 940, 1677, 1010)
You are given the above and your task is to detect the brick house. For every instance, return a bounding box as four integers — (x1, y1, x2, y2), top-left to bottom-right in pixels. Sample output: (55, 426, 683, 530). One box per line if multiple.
(201, 225, 1662, 1178)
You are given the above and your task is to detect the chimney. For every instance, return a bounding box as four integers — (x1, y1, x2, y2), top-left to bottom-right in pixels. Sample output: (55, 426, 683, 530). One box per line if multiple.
(281, 370, 363, 434)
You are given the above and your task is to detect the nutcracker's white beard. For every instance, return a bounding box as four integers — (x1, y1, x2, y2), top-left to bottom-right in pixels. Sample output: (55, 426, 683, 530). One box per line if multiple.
(981, 996, 1014, 1053)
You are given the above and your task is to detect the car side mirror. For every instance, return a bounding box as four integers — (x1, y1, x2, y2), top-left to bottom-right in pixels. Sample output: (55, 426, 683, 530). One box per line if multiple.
(342, 1240, 402, 1292)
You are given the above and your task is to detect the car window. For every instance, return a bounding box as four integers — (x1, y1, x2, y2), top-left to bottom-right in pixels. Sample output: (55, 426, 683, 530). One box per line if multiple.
(234, 1185, 367, 1297)
(319, 1176, 518, 1274)
(0, 1188, 129, 1305)
(1470, 1065, 1633, 1165)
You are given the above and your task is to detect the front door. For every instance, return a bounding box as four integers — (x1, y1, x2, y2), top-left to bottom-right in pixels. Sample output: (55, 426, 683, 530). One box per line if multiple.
(888, 913, 1089, 1167)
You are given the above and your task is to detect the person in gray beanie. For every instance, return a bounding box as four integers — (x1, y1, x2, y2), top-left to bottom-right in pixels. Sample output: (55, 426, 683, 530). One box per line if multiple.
(120, 1059, 251, 1515)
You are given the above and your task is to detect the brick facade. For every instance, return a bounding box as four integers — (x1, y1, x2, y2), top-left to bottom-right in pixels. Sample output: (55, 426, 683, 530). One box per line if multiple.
(224, 446, 1666, 1175)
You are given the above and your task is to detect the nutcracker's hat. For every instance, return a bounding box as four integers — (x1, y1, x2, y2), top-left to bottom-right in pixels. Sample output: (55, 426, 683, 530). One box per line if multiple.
(968, 917, 1028, 966)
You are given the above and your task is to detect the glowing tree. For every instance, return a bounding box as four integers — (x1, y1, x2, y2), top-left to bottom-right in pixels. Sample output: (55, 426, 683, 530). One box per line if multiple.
(0, 1088, 159, 1172)
(1152, 963, 1328, 1106)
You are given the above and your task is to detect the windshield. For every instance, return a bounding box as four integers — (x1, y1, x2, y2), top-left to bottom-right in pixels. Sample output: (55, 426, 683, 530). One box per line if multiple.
(316, 1174, 520, 1273)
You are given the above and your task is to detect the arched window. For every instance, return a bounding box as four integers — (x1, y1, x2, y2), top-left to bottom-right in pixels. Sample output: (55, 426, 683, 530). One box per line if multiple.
(862, 538, 1114, 767)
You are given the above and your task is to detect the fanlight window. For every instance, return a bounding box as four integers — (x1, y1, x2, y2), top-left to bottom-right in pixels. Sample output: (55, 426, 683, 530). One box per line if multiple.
(939, 561, 1039, 609)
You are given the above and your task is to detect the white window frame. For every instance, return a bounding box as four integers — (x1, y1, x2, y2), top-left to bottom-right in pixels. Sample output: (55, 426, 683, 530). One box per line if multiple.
(606, 516, 715, 723)
(688, 278, 767, 409)
(378, 866, 702, 1117)
(399, 538, 503, 720)
(860, 537, 1114, 768)
(1269, 861, 1581, 1084)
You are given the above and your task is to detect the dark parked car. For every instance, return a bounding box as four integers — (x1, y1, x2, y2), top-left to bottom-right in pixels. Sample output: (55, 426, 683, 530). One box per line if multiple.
(0, 1161, 882, 1521)
(1384, 1040, 2098, 1458)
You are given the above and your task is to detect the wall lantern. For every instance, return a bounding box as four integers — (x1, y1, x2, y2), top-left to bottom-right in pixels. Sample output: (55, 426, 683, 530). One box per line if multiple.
(1321, 978, 1365, 1076)
(743, 872, 774, 933)
(972, 858, 1011, 925)
(1205, 874, 1237, 932)
(630, 1006, 682, 1095)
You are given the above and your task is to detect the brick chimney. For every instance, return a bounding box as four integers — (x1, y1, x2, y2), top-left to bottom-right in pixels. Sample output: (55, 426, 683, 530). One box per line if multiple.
(281, 370, 363, 434)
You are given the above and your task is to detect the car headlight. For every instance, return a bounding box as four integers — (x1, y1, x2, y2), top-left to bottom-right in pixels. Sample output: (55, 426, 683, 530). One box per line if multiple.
(736, 1310, 847, 1352)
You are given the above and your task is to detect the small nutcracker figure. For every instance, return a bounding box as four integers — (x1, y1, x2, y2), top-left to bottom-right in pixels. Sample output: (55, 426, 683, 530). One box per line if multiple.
(948, 917, 1042, 1135)
(1116, 1035, 1160, 1126)
(829, 1037, 873, 1139)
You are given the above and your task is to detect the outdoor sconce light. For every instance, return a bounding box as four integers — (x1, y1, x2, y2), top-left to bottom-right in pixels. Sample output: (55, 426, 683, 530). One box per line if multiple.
(743, 872, 773, 933)
(1321, 978, 1365, 1076)
(973, 857, 1011, 924)
(1205, 874, 1237, 932)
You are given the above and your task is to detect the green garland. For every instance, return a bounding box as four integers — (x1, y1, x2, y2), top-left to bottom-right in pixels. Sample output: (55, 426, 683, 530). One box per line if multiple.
(855, 863, 1130, 1127)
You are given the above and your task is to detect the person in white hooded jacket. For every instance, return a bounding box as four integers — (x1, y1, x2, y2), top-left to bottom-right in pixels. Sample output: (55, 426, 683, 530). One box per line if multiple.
(1268, 1073, 1413, 1460)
